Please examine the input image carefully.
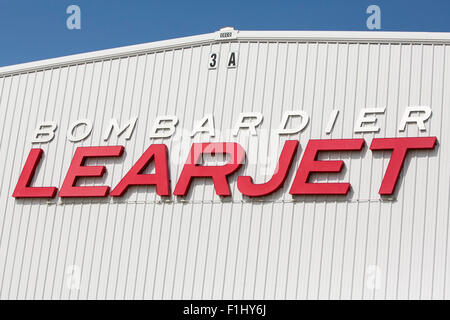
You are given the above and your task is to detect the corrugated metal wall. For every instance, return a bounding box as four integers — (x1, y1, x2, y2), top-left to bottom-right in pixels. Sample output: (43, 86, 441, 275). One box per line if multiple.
(0, 40, 449, 299)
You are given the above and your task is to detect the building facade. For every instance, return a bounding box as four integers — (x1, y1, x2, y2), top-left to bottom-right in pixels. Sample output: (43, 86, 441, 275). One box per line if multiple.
(0, 29, 449, 299)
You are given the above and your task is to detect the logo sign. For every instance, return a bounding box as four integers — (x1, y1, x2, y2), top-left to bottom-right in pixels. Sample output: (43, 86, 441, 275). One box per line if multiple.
(13, 107, 436, 200)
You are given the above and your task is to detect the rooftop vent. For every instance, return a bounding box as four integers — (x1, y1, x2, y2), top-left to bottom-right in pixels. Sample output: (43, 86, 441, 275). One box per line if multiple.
(215, 27, 238, 40)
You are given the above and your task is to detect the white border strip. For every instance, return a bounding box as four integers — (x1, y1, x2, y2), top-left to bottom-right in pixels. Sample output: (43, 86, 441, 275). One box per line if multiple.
(2, 30, 450, 76)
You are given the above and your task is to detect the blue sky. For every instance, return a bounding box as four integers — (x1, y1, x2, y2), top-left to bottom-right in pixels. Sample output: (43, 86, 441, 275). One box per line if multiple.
(1, 0, 450, 67)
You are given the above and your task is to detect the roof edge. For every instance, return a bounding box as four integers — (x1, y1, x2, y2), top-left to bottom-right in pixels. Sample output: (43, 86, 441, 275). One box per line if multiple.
(2, 29, 450, 76)
(0, 32, 215, 76)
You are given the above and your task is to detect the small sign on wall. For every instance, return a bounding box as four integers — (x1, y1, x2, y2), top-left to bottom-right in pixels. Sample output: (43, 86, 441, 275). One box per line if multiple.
(227, 52, 237, 68)
(208, 52, 218, 69)
(208, 52, 238, 69)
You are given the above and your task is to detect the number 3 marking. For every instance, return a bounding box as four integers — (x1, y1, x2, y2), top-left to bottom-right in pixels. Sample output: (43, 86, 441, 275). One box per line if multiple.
(209, 53, 218, 69)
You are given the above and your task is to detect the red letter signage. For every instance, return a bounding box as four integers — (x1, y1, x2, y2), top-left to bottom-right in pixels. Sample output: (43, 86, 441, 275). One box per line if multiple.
(59, 146, 124, 197)
(289, 139, 364, 195)
(12, 137, 439, 200)
(237, 140, 298, 197)
(13, 148, 58, 198)
(370, 137, 437, 195)
(110, 144, 170, 196)
(174, 142, 245, 196)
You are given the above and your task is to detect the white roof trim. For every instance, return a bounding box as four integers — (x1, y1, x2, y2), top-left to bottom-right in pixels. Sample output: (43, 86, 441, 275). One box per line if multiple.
(2, 30, 450, 76)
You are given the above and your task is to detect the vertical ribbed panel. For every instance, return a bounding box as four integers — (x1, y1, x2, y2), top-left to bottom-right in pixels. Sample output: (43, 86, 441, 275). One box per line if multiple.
(0, 40, 449, 300)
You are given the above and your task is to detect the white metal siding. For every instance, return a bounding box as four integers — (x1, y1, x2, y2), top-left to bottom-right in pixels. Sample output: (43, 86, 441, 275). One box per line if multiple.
(0, 36, 449, 299)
